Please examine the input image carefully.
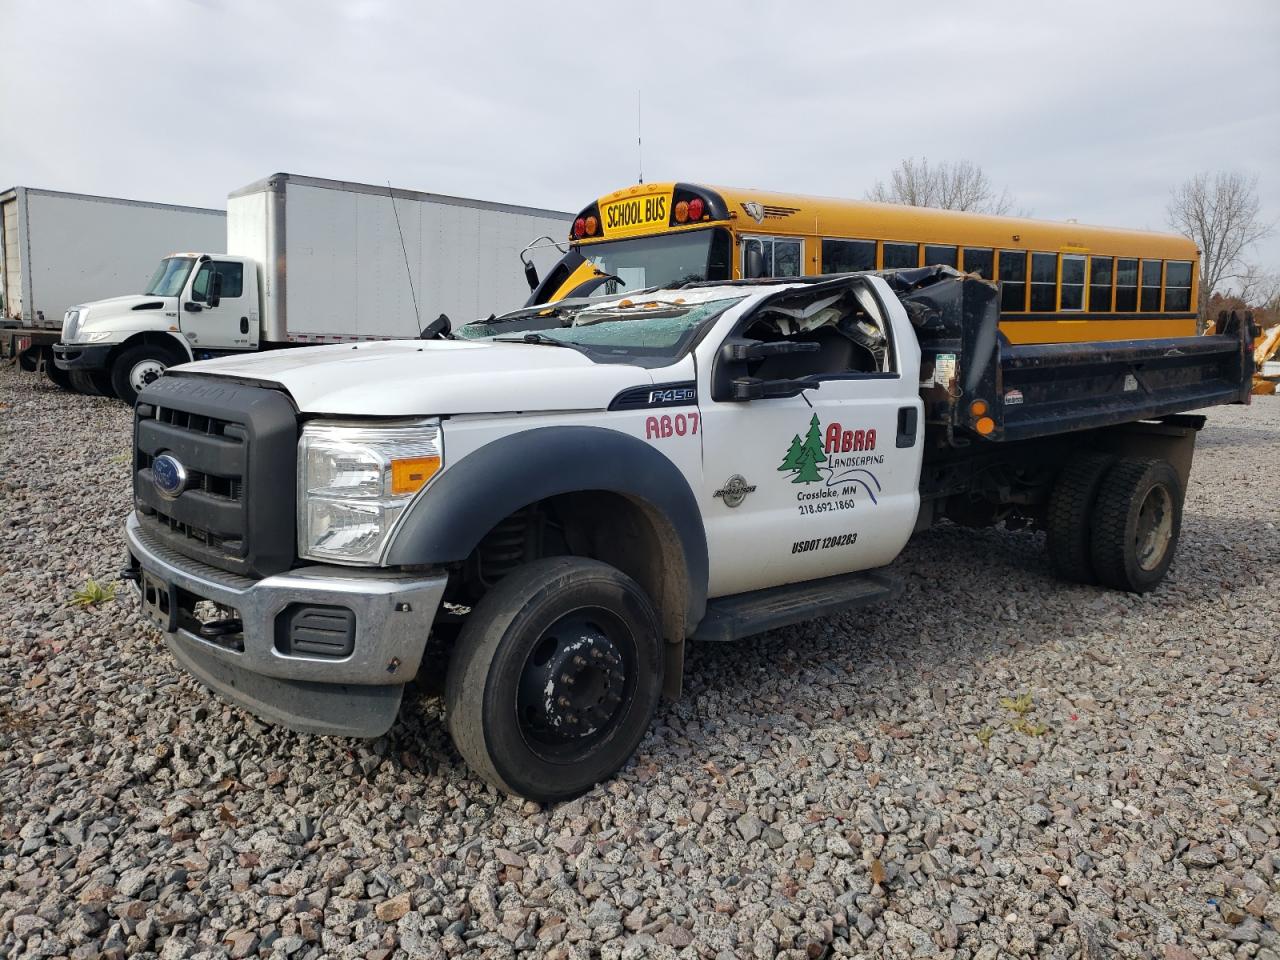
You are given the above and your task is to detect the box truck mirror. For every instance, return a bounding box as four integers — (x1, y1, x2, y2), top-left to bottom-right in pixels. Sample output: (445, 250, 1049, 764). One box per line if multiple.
(420, 313, 451, 340)
(208, 271, 223, 308)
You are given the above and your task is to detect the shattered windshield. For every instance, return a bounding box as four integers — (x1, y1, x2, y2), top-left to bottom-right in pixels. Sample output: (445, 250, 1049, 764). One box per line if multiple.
(457, 293, 746, 367)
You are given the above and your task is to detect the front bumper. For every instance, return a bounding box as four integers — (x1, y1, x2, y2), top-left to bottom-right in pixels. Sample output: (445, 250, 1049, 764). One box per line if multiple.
(53, 342, 112, 371)
(125, 514, 448, 737)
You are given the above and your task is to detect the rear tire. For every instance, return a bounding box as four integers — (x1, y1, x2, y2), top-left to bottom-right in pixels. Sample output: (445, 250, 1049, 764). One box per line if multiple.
(445, 557, 663, 802)
(1045, 453, 1115, 584)
(111, 344, 181, 405)
(1089, 458, 1182, 593)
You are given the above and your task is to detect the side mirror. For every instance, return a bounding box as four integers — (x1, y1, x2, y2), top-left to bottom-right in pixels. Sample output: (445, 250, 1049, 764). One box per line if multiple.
(207, 271, 223, 308)
(713, 339, 822, 402)
(744, 246, 767, 279)
(420, 313, 451, 340)
(523, 259, 540, 291)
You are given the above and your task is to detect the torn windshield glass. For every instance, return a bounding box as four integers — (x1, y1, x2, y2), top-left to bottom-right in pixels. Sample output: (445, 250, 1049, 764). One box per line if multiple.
(457, 294, 746, 366)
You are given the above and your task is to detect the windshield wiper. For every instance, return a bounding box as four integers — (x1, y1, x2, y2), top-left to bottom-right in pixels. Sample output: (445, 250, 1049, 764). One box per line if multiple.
(492, 332, 581, 349)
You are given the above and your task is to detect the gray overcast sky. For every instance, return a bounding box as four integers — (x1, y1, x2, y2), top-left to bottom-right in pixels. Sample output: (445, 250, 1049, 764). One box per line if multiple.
(4, 0, 1279, 274)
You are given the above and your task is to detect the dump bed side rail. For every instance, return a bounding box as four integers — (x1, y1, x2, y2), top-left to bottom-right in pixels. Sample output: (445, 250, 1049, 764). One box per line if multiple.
(994, 323, 1253, 441)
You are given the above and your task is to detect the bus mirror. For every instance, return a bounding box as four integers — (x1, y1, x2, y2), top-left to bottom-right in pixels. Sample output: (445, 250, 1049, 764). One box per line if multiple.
(523, 259, 540, 290)
(745, 246, 766, 279)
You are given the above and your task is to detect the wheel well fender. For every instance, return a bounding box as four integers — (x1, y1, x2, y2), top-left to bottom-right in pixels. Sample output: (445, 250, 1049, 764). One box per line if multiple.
(109, 331, 193, 365)
(386, 426, 709, 630)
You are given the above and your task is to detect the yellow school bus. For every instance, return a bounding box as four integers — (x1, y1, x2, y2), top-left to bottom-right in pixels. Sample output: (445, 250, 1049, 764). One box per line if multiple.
(526, 182, 1198, 344)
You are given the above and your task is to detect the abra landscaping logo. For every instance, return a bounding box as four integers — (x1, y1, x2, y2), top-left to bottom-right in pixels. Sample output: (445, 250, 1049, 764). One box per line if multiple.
(778, 414, 879, 484)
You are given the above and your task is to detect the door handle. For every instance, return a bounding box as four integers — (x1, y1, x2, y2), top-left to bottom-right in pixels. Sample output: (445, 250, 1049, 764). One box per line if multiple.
(240, 317, 249, 334)
(896, 406, 918, 448)
(183, 302, 202, 313)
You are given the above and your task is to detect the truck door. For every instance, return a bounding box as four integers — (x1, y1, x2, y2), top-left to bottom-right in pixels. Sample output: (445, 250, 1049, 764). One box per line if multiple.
(181, 258, 257, 351)
(695, 281, 923, 597)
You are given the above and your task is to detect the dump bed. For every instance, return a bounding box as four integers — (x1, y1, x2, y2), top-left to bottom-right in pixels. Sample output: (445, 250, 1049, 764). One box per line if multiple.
(885, 267, 1253, 446)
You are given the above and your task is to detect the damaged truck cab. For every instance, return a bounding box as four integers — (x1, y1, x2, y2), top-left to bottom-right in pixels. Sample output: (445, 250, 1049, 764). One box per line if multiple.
(124, 268, 1254, 801)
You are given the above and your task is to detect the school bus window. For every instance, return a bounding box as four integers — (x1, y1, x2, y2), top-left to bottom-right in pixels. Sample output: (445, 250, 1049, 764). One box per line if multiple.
(1061, 255, 1085, 311)
(924, 244, 957, 268)
(1089, 256, 1114, 311)
(962, 248, 994, 280)
(1141, 260, 1163, 311)
(883, 242, 919, 269)
(999, 250, 1027, 312)
(1165, 260, 1193, 312)
(1115, 258, 1139, 311)
(822, 238, 875, 274)
(1030, 252, 1058, 312)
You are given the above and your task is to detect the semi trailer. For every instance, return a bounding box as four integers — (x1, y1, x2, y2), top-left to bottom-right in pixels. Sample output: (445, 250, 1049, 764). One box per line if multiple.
(54, 173, 573, 402)
(0, 186, 226, 391)
(123, 266, 1254, 801)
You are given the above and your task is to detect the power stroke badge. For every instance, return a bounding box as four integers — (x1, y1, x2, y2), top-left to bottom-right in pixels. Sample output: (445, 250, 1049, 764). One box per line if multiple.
(713, 475, 757, 508)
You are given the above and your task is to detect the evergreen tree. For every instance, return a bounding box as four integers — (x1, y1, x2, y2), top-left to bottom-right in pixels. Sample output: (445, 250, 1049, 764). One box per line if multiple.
(779, 435, 804, 472)
(780, 415, 828, 483)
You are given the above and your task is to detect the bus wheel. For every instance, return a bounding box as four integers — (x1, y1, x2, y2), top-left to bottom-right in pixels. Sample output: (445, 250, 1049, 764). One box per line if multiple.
(1090, 458, 1182, 594)
(1045, 453, 1115, 584)
(445, 557, 663, 802)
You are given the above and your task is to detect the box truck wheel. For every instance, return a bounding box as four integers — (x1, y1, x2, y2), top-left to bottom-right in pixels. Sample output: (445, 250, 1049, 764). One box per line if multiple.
(1045, 453, 1115, 584)
(112, 344, 182, 404)
(445, 557, 664, 802)
(1089, 458, 1183, 594)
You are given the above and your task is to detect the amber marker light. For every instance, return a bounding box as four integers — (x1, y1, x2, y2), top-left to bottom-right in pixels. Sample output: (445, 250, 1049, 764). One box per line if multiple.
(390, 456, 441, 495)
(975, 417, 996, 436)
(969, 399, 988, 417)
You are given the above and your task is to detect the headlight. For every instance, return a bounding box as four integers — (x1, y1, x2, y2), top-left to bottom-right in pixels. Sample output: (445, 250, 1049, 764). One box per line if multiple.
(77, 329, 116, 343)
(297, 420, 442, 565)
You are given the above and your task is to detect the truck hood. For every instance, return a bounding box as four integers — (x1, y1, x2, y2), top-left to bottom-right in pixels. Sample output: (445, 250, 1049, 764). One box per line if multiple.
(171, 339, 658, 415)
(76, 294, 175, 317)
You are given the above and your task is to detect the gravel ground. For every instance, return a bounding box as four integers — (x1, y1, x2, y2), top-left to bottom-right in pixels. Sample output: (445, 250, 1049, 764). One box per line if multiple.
(1, 362, 1277, 960)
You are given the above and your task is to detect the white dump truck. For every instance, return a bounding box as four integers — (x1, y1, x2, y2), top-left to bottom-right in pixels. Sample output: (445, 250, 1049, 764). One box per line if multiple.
(123, 267, 1254, 801)
(0, 185, 226, 392)
(55, 173, 572, 402)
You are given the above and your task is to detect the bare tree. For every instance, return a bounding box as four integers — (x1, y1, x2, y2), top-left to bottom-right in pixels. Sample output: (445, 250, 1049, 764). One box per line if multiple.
(867, 158, 1022, 215)
(1167, 171, 1273, 319)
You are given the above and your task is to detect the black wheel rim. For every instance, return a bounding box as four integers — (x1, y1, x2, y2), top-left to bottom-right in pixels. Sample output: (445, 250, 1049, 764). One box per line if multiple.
(515, 606, 637, 763)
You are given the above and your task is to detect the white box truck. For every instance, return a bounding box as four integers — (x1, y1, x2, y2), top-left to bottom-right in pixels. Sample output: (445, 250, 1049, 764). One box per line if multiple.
(1, 186, 226, 391)
(54, 173, 573, 402)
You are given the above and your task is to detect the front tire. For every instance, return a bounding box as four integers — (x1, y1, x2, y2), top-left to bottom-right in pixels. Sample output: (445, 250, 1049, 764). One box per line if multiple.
(1089, 458, 1183, 593)
(69, 369, 106, 396)
(445, 557, 663, 802)
(111, 344, 181, 405)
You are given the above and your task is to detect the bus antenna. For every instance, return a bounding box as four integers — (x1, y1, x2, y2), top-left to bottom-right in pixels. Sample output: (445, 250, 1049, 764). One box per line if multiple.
(637, 89, 643, 184)
(387, 180, 423, 335)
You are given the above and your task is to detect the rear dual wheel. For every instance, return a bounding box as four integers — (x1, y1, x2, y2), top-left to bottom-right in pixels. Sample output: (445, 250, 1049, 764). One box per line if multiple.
(445, 557, 663, 802)
(1046, 454, 1182, 593)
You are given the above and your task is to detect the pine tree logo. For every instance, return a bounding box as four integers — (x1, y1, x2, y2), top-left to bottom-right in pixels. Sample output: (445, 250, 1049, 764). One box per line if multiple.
(779, 414, 827, 484)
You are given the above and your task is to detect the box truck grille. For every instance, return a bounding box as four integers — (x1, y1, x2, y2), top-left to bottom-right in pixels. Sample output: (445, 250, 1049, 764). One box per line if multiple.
(132, 375, 298, 578)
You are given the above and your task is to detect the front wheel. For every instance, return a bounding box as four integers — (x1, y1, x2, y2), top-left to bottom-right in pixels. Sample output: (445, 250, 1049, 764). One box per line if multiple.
(445, 557, 663, 802)
(111, 344, 181, 404)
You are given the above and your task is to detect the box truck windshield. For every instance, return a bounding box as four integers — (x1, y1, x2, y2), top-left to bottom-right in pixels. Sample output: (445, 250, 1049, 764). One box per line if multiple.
(145, 257, 195, 297)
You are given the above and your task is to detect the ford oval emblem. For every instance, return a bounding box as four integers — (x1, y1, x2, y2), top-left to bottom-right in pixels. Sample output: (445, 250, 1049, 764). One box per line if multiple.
(152, 453, 188, 500)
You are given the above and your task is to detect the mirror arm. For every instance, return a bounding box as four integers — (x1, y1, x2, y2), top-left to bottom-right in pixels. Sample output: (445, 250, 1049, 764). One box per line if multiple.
(729, 376, 822, 401)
